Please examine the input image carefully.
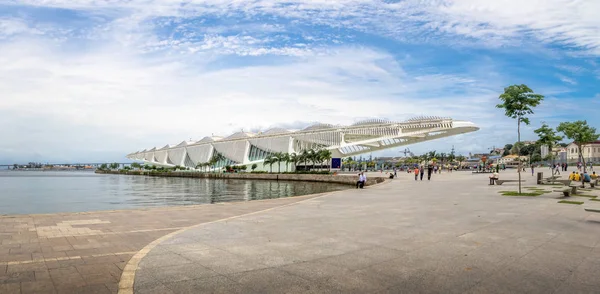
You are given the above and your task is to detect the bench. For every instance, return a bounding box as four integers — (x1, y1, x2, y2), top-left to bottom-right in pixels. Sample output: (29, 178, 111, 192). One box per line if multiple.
(554, 185, 578, 197)
(554, 180, 572, 186)
(494, 180, 524, 185)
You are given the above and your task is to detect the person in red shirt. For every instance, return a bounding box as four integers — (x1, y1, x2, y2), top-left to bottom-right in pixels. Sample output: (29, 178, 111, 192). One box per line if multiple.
(414, 167, 419, 181)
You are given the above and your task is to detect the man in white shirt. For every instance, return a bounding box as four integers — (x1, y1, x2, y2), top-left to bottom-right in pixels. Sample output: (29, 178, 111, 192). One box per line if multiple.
(356, 172, 366, 188)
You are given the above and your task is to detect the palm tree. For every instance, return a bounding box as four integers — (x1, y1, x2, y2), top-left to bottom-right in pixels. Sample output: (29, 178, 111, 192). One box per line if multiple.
(282, 153, 291, 172)
(308, 149, 318, 170)
(289, 153, 299, 172)
(263, 156, 275, 173)
(300, 149, 310, 170)
(319, 149, 333, 171)
(209, 153, 224, 172)
(273, 152, 283, 174)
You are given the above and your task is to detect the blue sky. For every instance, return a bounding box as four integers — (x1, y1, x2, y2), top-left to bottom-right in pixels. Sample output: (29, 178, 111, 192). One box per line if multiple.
(0, 0, 598, 163)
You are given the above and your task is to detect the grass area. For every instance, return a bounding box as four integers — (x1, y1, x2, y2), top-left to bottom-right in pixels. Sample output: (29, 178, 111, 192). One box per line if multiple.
(499, 191, 545, 197)
(573, 194, 598, 198)
(525, 187, 546, 190)
(558, 200, 584, 205)
(590, 198, 600, 202)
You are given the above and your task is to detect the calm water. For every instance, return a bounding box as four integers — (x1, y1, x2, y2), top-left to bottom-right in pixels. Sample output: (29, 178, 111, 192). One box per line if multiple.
(0, 171, 349, 215)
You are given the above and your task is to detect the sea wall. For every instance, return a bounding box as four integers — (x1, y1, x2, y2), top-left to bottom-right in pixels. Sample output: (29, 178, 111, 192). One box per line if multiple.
(95, 170, 386, 187)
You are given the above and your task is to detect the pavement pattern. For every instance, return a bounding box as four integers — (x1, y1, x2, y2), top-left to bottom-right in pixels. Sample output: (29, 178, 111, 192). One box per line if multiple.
(133, 170, 600, 294)
(0, 194, 325, 293)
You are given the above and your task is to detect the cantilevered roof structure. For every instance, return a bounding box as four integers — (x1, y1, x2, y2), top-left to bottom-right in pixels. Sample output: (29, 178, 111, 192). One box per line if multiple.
(126, 117, 478, 169)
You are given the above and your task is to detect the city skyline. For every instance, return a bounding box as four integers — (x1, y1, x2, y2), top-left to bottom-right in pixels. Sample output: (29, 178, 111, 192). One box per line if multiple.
(0, 1, 598, 164)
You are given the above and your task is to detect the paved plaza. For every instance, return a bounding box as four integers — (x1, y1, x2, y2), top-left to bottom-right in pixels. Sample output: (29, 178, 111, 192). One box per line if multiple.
(2, 170, 600, 293)
(134, 170, 600, 294)
(0, 195, 320, 293)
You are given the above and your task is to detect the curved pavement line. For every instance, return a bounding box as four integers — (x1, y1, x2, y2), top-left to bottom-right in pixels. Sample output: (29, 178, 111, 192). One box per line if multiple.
(117, 179, 390, 294)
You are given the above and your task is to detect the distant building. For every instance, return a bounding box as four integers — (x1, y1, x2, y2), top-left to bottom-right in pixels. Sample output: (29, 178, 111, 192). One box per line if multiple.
(566, 141, 600, 163)
(541, 145, 567, 163)
(498, 155, 528, 167)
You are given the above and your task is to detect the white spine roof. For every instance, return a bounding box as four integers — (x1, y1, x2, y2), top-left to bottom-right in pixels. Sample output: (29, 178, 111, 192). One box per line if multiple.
(127, 117, 479, 168)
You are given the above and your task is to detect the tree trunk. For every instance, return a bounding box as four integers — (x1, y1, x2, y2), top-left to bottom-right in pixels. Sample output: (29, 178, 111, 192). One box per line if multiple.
(579, 145, 586, 187)
(517, 118, 522, 194)
(579, 145, 587, 173)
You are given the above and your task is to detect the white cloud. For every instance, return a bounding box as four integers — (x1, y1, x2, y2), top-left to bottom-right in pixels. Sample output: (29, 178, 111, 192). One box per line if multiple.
(6, 0, 600, 55)
(0, 33, 502, 162)
(556, 73, 577, 85)
(0, 17, 41, 38)
(0, 0, 598, 163)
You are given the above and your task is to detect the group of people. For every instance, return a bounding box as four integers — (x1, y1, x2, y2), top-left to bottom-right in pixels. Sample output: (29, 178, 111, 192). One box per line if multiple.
(412, 165, 437, 181)
(568, 170, 598, 187)
(551, 163, 569, 174)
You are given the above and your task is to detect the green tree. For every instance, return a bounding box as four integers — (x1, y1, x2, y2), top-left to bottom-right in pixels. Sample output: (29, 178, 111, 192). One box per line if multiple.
(319, 149, 333, 171)
(251, 163, 258, 171)
(274, 152, 284, 173)
(557, 121, 599, 174)
(209, 153, 225, 172)
(496, 84, 544, 193)
(456, 155, 466, 167)
(281, 153, 291, 172)
(99, 163, 108, 170)
(289, 153, 300, 172)
(534, 123, 563, 171)
(263, 156, 275, 173)
(439, 153, 446, 164)
(300, 149, 310, 170)
(307, 149, 318, 170)
(109, 163, 119, 170)
(131, 162, 141, 170)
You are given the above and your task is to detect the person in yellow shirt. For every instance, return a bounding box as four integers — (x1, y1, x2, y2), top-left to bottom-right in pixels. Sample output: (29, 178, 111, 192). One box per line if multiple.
(574, 172, 581, 182)
(591, 172, 598, 180)
(569, 171, 576, 181)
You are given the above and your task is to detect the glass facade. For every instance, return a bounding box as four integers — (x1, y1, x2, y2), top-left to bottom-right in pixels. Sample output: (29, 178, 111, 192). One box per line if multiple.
(248, 145, 272, 162)
(213, 151, 237, 168)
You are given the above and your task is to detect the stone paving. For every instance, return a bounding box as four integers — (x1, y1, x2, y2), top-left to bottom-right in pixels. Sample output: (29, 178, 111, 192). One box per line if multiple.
(134, 170, 600, 294)
(0, 194, 323, 293)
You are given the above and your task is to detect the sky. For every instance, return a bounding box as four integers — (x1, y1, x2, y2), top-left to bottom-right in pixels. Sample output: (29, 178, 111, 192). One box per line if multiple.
(0, 0, 599, 164)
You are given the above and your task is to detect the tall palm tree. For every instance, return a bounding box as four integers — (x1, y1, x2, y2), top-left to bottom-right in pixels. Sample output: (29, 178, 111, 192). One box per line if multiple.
(273, 152, 284, 173)
(289, 153, 299, 172)
(263, 156, 275, 173)
(308, 149, 317, 170)
(300, 149, 310, 170)
(209, 153, 225, 172)
(319, 149, 333, 171)
(282, 153, 291, 172)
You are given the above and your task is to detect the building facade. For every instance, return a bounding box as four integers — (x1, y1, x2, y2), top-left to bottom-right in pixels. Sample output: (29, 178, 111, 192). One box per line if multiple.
(566, 141, 600, 163)
(127, 117, 479, 170)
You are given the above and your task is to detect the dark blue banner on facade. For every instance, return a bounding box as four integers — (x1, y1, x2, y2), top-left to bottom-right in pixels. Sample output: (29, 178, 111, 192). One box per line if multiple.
(331, 158, 341, 169)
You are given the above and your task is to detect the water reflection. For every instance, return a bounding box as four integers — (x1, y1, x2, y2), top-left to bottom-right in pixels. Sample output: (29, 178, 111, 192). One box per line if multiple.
(0, 171, 349, 215)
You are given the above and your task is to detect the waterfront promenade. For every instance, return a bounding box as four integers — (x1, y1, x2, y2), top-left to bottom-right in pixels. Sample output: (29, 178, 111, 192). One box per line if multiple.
(3, 170, 600, 293)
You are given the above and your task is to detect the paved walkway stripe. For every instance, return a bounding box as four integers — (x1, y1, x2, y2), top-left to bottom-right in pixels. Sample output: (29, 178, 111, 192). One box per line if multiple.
(5, 251, 137, 265)
(39, 226, 187, 238)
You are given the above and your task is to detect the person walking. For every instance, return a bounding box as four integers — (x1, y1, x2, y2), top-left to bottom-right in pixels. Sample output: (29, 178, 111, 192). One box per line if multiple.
(420, 165, 425, 181)
(531, 165, 535, 176)
(427, 165, 433, 180)
(414, 167, 419, 181)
